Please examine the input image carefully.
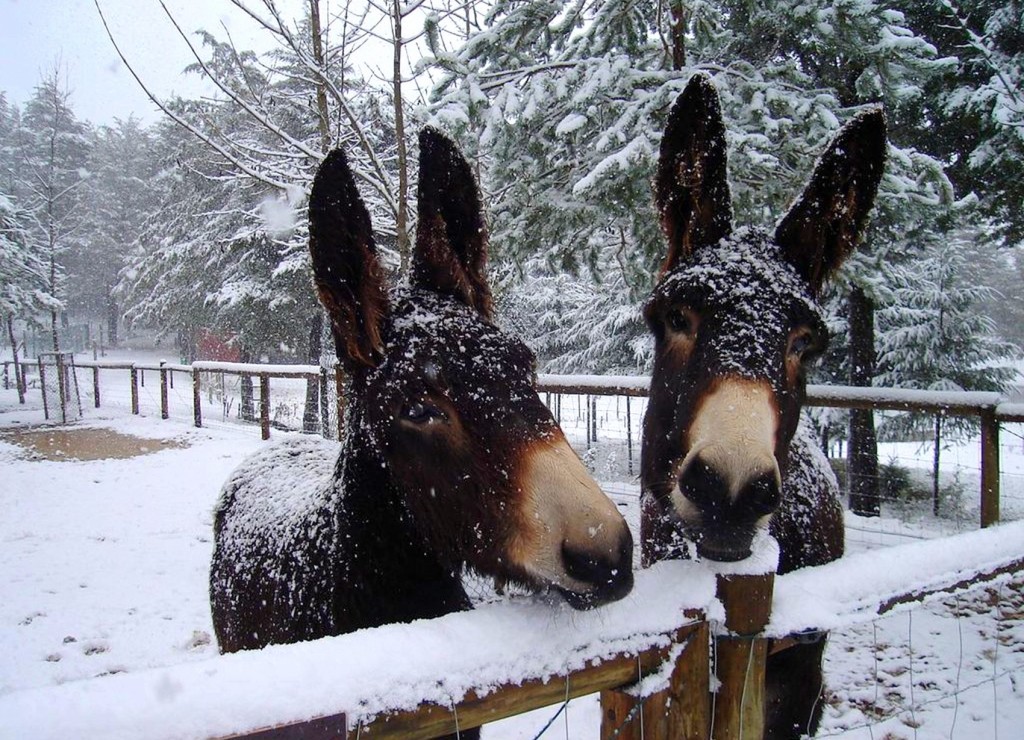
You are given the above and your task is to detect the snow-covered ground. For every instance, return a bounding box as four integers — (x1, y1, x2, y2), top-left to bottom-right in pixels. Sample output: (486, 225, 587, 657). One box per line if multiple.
(2, 355, 1024, 738)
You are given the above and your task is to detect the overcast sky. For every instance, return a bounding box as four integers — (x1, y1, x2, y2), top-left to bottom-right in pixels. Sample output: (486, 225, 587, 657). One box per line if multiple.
(0, 0, 299, 126)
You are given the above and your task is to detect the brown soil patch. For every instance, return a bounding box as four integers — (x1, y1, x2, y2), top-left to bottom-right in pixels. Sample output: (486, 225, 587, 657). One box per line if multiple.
(0, 427, 186, 461)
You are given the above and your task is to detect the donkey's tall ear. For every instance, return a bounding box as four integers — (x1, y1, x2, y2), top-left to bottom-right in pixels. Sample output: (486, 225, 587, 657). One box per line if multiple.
(775, 108, 887, 295)
(655, 74, 733, 275)
(309, 148, 389, 369)
(413, 127, 493, 319)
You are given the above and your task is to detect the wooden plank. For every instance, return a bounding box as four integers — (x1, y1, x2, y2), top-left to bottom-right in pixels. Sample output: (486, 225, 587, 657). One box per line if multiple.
(349, 629, 696, 739)
(335, 367, 345, 441)
(39, 359, 49, 420)
(193, 368, 202, 428)
(712, 574, 774, 740)
(877, 555, 1024, 615)
(600, 621, 710, 740)
(260, 373, 271, 440)
(980, 409, 1000, 527)
(223, 713, 347, 740)
(538, 380, 649, 398)
(997, 403, 1024, 423)
(712, 637, 768, 740)
(130, 367, 140, 415)
(160, 364, 169, 420)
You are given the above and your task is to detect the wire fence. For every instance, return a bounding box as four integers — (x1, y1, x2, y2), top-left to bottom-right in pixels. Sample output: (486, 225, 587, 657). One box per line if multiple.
(4, 358, 1024, 738)
(4, 357, 1023, 546)
(816, 573, 1024, 738)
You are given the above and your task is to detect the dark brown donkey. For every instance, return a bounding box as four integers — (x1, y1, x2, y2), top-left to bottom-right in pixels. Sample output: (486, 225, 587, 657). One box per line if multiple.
(642, 75, 885, 738)
(210, 130, 633, 691)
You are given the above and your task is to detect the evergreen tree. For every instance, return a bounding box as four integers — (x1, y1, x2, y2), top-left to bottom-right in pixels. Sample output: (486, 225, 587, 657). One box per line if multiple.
(72, 117, 161, 345)
(0, 192, 59, 325)
(14, 67, 92, 353)
(895, 0, 1024, 244)
(875, 226, 1018, 512)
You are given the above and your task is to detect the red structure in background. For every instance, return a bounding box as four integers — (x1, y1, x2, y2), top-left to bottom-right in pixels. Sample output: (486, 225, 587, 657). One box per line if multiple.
(196, 329, 241, 362)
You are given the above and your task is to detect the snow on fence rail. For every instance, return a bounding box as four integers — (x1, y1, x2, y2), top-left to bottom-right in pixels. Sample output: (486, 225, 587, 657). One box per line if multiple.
(3, 521, 1022, 740)
(5, 359, 1020, 529)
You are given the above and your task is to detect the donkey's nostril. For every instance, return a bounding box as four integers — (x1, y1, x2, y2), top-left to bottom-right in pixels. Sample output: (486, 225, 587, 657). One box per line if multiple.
(743, 472, 781, 517)
(560, 535, 634, 609)
(677, 456, 728, 509)
(562, 543, 611, 585)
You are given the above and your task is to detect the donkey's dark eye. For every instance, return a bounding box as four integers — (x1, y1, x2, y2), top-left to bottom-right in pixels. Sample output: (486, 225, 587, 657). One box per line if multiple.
(667, 308, 698, 336)
(402, 402, 445, 425)
(788, 332, 814, 357)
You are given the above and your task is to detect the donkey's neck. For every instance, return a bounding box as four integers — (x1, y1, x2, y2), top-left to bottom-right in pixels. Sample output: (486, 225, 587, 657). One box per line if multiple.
(330, 416, 472, 633)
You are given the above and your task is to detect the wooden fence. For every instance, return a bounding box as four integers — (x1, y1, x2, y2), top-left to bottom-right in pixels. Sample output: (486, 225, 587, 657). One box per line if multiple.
(7, 358, 1020, 529)
(4, 521, 1022, 740)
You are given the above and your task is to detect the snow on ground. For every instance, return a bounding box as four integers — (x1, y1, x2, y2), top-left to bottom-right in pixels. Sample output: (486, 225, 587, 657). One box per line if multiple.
(2, 354, 1024, 738)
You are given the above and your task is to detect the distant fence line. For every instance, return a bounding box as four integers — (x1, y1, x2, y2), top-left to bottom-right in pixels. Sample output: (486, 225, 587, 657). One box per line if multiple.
(4, 357, 1023, 529)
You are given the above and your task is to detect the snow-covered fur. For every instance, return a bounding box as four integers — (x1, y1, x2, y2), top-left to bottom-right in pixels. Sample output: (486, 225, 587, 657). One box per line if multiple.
(641, 75, 885, 739)
(210, 130, 634, 714)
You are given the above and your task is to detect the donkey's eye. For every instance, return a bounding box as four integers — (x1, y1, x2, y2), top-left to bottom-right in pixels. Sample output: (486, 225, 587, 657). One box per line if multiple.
(667, 308, 698, 336)
(402, 402, 445, 425)
(788, 331, 814, 358)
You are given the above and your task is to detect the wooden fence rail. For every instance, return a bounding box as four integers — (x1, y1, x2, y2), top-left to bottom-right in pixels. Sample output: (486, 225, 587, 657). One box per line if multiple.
(5, 359, 1020, 529)
(3, 522, 1022, 740)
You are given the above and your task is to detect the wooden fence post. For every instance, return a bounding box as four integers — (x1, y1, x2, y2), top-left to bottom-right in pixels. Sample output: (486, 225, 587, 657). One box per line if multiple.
(130, 367, 140, 415)
(335, 366, 345, 440)
(193, 368, 202, 428)
(625, 396, 633, 477)
(260, 373, 271, 440)
(600, 621, 710, 740)
(160, 362, 169, 420)
(39, 358, 49, 420)
(980, 409, 1000, 527)
(92, 366, 100, 408)
(55, 356, 68, 424)
(319, 367, 330, 439)
(713, 573, 774, 740)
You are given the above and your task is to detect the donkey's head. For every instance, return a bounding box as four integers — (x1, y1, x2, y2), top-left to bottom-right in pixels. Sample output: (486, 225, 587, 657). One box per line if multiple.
(642, 75, 885, 562)
(310, 129, 633, 608)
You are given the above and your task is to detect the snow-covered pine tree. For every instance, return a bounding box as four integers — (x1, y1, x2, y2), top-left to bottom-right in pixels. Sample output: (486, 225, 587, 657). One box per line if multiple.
(12, 67, 92, 355)
(0, 190, 60, 402)
(70, 117, 161, 346)
(503, 250, 652, 374)
(875, 225, 1018, 513)
(895, 0, 1024, 244)
(428, 1, 956, 404)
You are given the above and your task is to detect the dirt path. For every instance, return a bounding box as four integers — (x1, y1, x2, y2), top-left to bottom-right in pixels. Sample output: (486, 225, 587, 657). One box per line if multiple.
(0, 426, 186, 461)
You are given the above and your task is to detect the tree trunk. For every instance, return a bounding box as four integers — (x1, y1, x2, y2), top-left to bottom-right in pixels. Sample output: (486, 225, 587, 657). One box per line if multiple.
(392, 0, 410, 271)
(848, 286, 879, 516)
(106, 294, 119, 346)
(7, 316, 25, 405)
(933, 414, 942, 516)
(49, 253, 61, 355)
(669, 0, 686, 70)
(240, 347, 255, 422)
(303, 313, 323, 434)
(309, 0, 332, 151)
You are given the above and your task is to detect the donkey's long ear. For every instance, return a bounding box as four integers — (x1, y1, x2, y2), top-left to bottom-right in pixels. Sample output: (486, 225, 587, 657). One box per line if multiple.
(775, 108, 887, 295)
(309, 148, 389, 369)
(413, 127, 493, 319)
(655, 74, 732, 275)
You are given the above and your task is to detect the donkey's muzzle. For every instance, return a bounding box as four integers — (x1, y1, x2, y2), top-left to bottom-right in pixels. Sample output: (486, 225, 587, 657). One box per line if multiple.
(557, 529, 634, 609)
(677, 456, 780, 562)
(678, 457, 781, 519)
